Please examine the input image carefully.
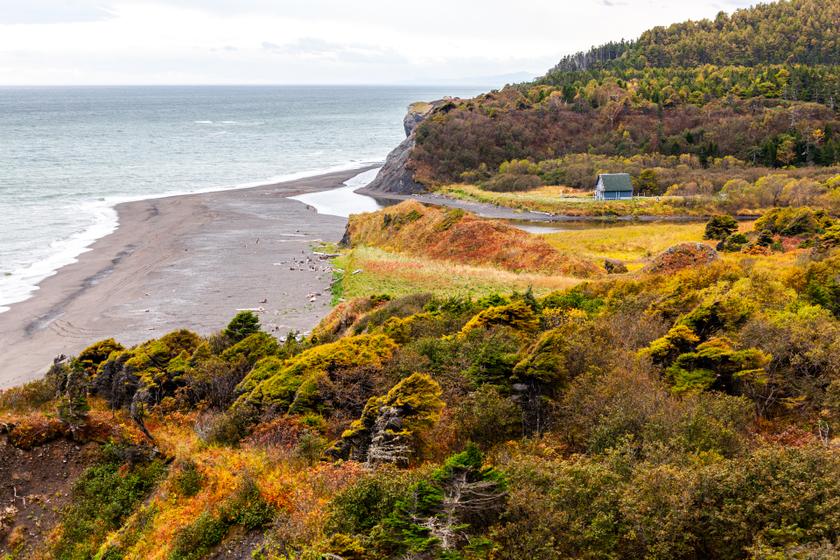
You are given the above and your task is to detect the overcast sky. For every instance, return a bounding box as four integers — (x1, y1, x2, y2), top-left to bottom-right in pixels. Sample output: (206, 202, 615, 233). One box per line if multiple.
(0, 0, 756, 86)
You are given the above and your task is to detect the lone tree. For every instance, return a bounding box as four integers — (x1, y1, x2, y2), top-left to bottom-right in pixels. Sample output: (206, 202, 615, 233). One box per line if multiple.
(224, 310, 261, 343)
(387, 445, 507, 553)
(704, 215, 739, 240)
(326, 372, 444, 467)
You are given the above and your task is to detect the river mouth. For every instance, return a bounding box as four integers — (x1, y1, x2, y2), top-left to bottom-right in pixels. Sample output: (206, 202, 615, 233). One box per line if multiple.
(289, 168, 384, 217)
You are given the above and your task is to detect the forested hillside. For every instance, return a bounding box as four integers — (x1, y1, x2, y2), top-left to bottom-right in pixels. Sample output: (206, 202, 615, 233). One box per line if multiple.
(552, 0, 838, 71)
(408, 0, 840, 189)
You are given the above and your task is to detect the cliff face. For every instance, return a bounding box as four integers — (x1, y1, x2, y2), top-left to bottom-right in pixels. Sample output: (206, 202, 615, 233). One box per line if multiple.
(359, 101, 439, 195)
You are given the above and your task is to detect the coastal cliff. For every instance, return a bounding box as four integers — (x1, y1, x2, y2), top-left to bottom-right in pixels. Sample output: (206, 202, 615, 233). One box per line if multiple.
(358, 100, 441, 195)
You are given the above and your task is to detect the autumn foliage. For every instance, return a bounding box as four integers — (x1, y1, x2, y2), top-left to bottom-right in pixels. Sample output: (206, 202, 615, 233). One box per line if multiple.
(345, 200, 601, 278)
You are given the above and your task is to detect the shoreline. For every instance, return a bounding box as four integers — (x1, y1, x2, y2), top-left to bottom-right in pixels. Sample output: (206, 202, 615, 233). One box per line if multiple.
(0, 161, 381, 314)
(0, 166, 378, 389)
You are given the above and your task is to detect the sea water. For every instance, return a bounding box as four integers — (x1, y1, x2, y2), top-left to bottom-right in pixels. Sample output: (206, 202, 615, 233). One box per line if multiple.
(0, 85, 485, 312)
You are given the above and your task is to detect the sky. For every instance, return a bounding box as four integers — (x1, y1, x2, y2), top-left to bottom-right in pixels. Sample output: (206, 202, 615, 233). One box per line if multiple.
(0, 0, 757, 86)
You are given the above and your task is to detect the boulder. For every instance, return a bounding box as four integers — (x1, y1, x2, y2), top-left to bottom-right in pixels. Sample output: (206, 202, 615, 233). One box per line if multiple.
(643, 242, 719, 273)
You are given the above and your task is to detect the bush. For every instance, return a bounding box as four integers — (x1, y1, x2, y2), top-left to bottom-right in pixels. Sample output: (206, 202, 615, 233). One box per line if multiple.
(171, 459, 203, 498)
(452, 385, 521, 448)
(482, 172, 542, 192)
(719, 232, 749, 252)
(704, 215, 739, 240)
(201, 404, 258, 446)
(223, 311, 261, 343)
(75, 338, 124, 373)
(170, 478, 273, 560)
(755, 207, 834, 237)
(326, 469, 417, 536)
(169, 511, 227, 560)
(0, 377, 59, 412)
(51, 444, 166, 560)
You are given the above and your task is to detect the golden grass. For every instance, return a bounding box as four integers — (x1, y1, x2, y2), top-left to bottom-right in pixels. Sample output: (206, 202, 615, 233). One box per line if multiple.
(543, 222, 713, 270)
(335, 246, 582, 300)
(347, 200, 601, 277)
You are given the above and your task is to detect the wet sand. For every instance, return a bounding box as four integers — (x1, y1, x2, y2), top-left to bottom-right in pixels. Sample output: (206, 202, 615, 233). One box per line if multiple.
(0, 167, 376, 389)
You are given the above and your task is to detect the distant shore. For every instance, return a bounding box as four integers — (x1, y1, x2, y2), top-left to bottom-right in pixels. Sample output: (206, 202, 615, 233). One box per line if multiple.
(0, 167, 377, 389)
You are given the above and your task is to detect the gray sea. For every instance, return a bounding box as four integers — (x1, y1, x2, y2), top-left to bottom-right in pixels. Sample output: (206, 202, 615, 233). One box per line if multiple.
(0, 85, 485, 312)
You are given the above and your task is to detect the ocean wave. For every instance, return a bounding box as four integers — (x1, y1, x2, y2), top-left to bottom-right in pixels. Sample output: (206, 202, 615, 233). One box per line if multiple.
(194, 120, 265, 127)
(0, 200, 118, 313)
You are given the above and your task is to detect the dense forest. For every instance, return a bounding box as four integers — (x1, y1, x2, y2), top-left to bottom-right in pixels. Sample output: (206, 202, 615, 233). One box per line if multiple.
(551, 0, 838, 71)
(408, 0, 840, 189)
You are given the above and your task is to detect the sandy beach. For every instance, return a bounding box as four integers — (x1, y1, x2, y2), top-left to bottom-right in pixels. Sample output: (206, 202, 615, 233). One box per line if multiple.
(0, 167, 376, 389)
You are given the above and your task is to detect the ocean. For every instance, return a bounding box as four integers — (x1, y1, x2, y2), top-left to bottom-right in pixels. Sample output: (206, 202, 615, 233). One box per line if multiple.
(0, 85, 485, 312)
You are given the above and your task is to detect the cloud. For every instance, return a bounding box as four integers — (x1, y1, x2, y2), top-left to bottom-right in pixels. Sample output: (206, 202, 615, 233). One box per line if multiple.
(0, 1, 114, 24)
(262, 37, 407, 65)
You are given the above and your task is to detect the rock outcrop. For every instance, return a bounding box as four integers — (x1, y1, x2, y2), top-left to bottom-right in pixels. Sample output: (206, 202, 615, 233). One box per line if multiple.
(359, 100, 444, 195)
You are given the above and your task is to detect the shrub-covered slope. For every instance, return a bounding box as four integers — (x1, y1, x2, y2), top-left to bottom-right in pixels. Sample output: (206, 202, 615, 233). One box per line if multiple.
(2, 205, 840, 559)
(343, 200, 602, 277)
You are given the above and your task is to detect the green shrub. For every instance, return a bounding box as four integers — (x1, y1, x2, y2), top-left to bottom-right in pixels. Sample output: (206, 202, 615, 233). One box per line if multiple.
(326, 470, 417, 536)
(755, 207, 834, 237)
(720, 232, 749, 252)
(169, 478, 273, 560)
(169, 511, 227, 560)
(52, 444, 166, 560)
(803, 256, 840, 318)
(293, 430, 328, 465)
(704, 215, 739, 240)
(458, 301, 539, 338)
(221, 332, 280, 366)
(171, 459, 203, 498)
(223, 311, 261, 343)
(666, 336, 770, 394)
(451, 385, 521, 447)
(540, 285, 604, 314)
(75, 338, 124, 373)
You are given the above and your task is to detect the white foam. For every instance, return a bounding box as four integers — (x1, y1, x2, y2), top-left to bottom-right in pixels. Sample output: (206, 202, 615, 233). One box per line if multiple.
(0, 199, 118, 313)
(0, 161, 380, 314)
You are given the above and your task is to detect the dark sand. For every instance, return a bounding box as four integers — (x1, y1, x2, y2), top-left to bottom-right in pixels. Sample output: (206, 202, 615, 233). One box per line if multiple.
(0, 168, 375, 389)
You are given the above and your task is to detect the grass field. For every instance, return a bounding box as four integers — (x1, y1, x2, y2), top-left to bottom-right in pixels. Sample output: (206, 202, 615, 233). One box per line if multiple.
(332, 246, 581, 301)
(543, 222, 710, 270)
(330, 213, 765, 299)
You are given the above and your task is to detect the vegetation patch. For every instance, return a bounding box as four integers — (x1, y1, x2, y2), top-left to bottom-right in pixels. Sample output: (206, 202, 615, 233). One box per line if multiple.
(345, 200, 601, 277)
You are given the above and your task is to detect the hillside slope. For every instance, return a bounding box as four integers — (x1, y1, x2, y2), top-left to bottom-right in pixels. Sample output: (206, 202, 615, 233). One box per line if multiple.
(398, 0, 840, 191)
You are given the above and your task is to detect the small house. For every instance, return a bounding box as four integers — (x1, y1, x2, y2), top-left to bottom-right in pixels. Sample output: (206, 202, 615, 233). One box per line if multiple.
(595, 173, 633, 200)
